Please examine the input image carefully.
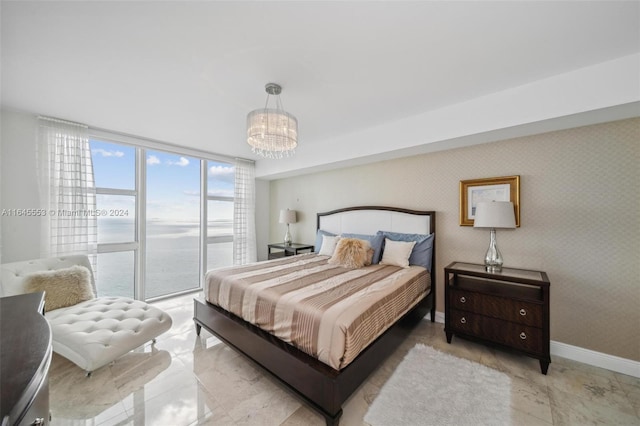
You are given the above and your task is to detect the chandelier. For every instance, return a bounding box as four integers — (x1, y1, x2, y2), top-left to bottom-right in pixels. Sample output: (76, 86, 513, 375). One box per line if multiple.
(247, 83, 298, 159)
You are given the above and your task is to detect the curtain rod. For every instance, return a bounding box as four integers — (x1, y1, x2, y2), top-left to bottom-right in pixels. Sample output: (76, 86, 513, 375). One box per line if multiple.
(37, 115, 88, 129)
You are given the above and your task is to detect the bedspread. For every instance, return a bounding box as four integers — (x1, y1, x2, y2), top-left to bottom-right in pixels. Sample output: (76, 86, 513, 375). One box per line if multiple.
(204, 253, 430, 370)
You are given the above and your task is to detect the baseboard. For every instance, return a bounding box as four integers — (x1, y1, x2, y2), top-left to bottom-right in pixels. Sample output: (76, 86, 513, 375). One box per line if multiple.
(550, 341, 640, 378)
(430, 311, 640, 378)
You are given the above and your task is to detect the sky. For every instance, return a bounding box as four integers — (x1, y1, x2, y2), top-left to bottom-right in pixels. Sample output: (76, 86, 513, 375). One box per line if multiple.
(90, 139, 235, 222)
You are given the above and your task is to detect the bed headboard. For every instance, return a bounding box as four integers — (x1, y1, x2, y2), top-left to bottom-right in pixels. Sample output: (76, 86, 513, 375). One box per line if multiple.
(317, 206, 436, 281)
(317, 206, 435, 235)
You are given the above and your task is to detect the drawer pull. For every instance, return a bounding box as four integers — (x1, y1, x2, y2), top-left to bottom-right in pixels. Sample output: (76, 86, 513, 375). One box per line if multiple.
(32, 419, 45, 426)
(519, 309, 527, 316)
(460, 296, 466, 303)
(519, 332, 527, 340)
(460, 317, 466, 324)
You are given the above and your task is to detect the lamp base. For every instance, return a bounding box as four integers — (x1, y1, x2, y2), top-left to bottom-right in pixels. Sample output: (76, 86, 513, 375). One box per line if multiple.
(484, 264, 503, 273)
(484, 228, 504, 272)
(284, 225, 292, 246)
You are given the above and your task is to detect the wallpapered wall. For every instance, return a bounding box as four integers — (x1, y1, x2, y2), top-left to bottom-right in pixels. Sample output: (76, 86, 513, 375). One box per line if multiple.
(269, 118, 640, 362)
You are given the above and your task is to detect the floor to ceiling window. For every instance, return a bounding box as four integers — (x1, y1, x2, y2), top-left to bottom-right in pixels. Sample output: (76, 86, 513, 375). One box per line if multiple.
(91, 139, 137, 298)
(90, 134, 235, 301)
(145, 150, 201, 299)
(206, 161, 234, 270)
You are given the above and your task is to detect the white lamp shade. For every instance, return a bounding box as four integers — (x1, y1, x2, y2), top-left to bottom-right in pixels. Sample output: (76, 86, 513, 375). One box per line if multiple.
(279, 209, 297, 224)
(474, 201, 516, 228)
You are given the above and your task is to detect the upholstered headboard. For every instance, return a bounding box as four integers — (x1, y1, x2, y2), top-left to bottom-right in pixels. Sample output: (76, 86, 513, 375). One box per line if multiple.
(317, 206, 436, 282)
(317, 206, 434, 235)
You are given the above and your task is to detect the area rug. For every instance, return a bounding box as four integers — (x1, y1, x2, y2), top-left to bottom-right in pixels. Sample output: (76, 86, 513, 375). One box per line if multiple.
(364, 344, 511, 426)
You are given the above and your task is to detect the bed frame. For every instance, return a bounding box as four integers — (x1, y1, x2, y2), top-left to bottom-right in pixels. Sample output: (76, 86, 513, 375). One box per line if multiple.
(193, 206, 436, 425)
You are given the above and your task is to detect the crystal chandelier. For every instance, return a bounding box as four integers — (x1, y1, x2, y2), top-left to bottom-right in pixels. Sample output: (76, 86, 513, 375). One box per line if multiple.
(247, 83, 298, 159)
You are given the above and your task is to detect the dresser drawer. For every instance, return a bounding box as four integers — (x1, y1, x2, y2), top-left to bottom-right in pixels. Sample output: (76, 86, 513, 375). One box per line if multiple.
(482, 315, 543, 354)
(450, 309, 544, 355)
(449, 309, 482, 336)
(449, 288, 542, 327)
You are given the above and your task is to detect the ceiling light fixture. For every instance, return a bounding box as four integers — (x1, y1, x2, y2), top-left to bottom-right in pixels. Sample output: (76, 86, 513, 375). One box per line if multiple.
(247, 83, 298, 159)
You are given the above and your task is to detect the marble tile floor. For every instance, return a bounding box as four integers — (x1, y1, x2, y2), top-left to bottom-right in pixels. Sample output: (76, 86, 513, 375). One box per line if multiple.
(48, 292, 640, 426)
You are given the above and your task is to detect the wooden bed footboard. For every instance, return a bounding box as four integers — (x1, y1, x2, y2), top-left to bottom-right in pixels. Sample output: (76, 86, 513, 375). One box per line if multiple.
(193, 290, 433, 425)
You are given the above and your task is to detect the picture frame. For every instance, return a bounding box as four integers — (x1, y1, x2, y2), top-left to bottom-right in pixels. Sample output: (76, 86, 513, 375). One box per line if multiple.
(459, 175, 520, 226)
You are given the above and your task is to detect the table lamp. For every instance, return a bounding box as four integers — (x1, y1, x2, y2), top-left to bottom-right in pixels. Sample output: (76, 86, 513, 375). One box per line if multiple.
(279, 209, 297, 245)
(473, 201, 516, 272)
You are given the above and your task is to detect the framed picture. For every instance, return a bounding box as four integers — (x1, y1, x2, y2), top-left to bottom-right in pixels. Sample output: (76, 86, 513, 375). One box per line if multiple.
(459, 175, 520, 226)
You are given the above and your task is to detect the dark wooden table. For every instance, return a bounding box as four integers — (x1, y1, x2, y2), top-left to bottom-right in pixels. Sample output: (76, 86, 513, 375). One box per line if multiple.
(1, 292, 52, 425)
(267, 243, 314, 260)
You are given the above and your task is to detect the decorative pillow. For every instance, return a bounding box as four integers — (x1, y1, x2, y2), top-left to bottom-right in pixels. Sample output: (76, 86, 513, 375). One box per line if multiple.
(314, 229, 337, 253)
(379, 231, 434, 271)
(366, 249, 375, 265)
(380, 238, 416, 268)
(329, 238, 372, 268)
(318, 235, 341, 256)
(341, 232, 384, 264)
(24, 265, 95, 312)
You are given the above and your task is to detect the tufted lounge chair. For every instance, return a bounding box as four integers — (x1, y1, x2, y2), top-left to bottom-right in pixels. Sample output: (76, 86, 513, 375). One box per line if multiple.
(0, 255, 172, 375)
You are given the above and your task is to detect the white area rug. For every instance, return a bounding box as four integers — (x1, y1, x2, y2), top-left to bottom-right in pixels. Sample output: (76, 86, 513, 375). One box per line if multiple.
(365, 344, 511, 426)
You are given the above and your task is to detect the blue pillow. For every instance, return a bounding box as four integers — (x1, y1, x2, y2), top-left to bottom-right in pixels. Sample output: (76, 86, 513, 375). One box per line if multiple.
(341, 233, 385, 264)
(378, 231, 434, 271)
(314, 229, 336, 253)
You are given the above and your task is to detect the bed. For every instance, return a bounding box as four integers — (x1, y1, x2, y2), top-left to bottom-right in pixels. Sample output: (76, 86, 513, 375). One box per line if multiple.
(193, 206, 436, 425)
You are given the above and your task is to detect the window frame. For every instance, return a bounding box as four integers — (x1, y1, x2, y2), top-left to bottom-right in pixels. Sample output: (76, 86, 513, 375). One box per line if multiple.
(89, 128, 240, 301)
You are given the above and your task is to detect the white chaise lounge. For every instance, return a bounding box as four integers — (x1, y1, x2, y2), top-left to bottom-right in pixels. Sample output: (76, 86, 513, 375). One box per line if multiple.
(0, 255, 173, 374)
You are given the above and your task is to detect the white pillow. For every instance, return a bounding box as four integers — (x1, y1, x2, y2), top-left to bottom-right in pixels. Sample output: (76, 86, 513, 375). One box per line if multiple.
(318, 235, 341, 256)
(380, 238, 416, 268)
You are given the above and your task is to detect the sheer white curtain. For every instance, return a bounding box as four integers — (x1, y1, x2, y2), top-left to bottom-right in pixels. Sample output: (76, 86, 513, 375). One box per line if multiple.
(38, 117, 97, 266)
(233, 158, 257, 265)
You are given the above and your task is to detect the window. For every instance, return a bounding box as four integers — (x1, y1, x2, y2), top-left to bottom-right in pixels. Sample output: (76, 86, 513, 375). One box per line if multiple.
(145, 150, 201, 299)
(97, 251, 135, 298)
(90, 140, 137, 297)
(206, 161, 235, 270)
(90, 136, 235, 301)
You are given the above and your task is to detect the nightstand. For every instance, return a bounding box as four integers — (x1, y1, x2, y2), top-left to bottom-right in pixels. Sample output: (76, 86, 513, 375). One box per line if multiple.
(267, 243, 314, 260)
(444, 261, 551, 374)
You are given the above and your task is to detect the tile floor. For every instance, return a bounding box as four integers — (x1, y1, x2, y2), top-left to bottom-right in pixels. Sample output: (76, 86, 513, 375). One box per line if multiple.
(48, 292, 640, 426)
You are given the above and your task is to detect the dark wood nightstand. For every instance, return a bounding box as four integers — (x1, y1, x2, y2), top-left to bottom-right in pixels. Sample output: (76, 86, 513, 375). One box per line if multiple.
(444, 261, 551, 374)
(268, 243, 315, 260)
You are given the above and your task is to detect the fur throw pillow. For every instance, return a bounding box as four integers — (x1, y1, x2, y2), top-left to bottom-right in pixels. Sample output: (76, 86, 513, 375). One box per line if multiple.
(24, 265, 95, 312)
(329, 238, 373, 269)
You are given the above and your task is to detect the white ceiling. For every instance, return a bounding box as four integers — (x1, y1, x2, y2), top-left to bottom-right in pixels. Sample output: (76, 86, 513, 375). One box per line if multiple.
(2, 1, 639, 178)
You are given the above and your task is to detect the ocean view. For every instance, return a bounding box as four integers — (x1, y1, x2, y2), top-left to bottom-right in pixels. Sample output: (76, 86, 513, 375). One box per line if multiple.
(96, 219, 233, 299)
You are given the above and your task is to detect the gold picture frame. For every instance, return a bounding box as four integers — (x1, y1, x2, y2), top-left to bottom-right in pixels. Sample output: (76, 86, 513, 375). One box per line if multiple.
(459, 175, 520, 226)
